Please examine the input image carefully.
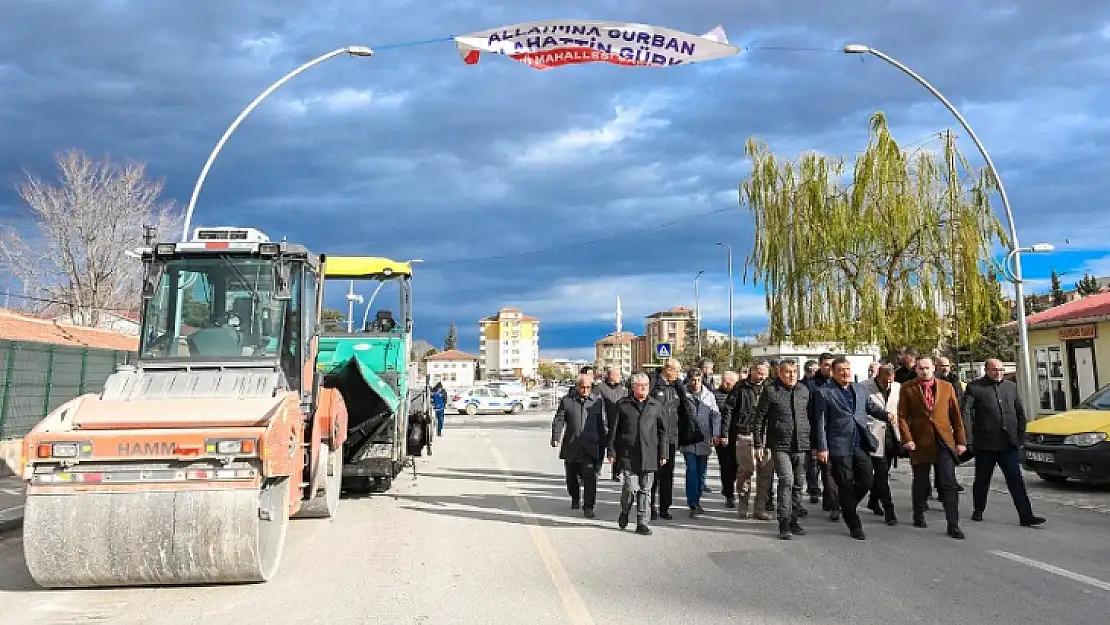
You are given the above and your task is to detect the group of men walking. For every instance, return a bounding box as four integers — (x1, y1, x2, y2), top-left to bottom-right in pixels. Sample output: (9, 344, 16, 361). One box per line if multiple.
(550, 351, 1046, 540)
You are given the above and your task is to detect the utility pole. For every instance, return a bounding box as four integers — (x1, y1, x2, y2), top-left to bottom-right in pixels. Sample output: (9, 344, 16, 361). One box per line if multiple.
(695, 270, 704, 357)
(717, 242, 734, 368)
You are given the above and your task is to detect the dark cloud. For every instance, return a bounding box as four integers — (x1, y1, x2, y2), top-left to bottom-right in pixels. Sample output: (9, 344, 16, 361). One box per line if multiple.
(0, 0, 1106, 352)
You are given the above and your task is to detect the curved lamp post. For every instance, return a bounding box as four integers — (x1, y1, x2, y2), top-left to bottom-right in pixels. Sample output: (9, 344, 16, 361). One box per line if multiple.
(180, 45, 375, 241)
(844, 43, 1038, 413)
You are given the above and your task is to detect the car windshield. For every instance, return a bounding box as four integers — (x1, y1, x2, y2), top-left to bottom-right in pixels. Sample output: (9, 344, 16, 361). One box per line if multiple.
(139, 256, 287, 361)
(1078, 385, 1110, 410)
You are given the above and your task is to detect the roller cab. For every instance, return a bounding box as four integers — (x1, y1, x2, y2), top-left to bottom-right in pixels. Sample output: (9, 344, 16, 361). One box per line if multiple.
(19, 226, 346, 588)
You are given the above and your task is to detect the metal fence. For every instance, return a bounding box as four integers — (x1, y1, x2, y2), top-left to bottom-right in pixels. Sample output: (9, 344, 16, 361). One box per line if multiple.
(0, 339, 135, 439)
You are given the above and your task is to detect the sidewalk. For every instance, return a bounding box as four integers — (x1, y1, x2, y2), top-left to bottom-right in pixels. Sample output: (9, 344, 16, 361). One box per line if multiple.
(0, 475, 25, 535)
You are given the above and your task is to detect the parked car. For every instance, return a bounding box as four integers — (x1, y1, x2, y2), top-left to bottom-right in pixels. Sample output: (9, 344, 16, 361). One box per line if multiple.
(1021, 383, 1110, 484)
(451, 387, 525, 415)
(528, 390, 542, 408)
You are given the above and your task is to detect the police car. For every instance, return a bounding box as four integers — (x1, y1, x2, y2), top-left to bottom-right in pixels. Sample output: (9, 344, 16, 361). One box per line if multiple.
(451, 387, 525, 415)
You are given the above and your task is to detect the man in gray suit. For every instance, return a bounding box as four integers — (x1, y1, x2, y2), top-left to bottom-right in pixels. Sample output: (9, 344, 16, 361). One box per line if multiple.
(811, 356, 888, 540)
(962, 359, 1046, 527)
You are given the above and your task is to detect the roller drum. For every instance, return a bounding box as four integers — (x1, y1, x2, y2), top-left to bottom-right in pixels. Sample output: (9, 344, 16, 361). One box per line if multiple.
(22, 480, 289, 588)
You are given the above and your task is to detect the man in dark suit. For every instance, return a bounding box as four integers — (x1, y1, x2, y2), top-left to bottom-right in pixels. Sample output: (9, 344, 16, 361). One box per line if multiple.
(608, 373, 668, 535)
(551, 374, 607, 519)
(962, 359, 1046, 527)
(812, 356, 886, 540)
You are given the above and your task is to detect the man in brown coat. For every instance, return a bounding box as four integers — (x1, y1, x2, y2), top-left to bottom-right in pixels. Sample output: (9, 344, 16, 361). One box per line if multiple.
(897, 355, 968, 539)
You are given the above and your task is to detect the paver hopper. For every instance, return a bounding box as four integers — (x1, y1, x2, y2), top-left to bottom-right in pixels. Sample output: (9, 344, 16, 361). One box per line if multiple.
(18, 226, 349, 588)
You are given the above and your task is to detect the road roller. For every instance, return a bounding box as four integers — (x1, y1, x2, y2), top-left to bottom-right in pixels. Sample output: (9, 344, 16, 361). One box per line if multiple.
(18, 226, 353, 588)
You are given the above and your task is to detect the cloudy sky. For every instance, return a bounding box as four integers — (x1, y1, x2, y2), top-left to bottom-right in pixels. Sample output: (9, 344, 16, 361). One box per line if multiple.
(1, 1, 1108, 361)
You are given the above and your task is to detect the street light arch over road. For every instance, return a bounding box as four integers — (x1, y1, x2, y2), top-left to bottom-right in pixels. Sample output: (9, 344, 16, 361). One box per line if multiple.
(843, 42, 1039, 414)
(180, 45, 375, 242)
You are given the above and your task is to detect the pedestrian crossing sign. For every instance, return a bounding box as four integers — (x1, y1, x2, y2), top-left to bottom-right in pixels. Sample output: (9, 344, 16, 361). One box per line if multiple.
(655, 342, 672, 360)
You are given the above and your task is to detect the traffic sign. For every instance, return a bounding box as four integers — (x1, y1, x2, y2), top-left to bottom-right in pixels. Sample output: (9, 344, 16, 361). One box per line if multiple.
(654, 342, 672, 360)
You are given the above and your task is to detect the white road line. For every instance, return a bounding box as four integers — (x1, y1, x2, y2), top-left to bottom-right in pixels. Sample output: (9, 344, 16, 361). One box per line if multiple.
(489, 445, 595, 625)
(990, 550, 1110, 592)
(0, 504, 23, 519)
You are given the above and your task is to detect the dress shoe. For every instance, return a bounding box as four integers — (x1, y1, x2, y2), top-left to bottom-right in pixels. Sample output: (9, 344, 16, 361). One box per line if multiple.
(947, 525, 965, 539)
(778, 519, 792, 540)
(885, 510, 898, 526)
(618, 511, 629, 529)
(1020, 516, 1046, 527)
(636, 524, 652, 535)
(583, 506, 595, 519)
(659, 509, 673, 520)
(971, 510, 983, 522)
(850, 527, 866, 540)
(725, 496, 735, 508)
(571, 500, 580, 510)
(789, 519, 806, 535)
(913, 516, 927, 528)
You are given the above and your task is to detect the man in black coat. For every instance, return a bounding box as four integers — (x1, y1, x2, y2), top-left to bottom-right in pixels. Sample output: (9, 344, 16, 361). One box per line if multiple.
(806, 352, 837, 516)
(595, 366, 629, 482)
(649, 358, 685, 521)
(962, 359, 1046, 527)
(608, 373, 668, 535)
(712, 370, 740, 507)
(753, 359, 811, 540)
(551, 374, 608, 519)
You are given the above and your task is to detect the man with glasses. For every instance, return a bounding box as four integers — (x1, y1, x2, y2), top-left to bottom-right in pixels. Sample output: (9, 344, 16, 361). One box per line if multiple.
(962, 359, 1045, 527)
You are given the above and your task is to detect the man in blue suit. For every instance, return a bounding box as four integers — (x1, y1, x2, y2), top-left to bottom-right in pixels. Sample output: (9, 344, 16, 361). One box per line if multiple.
(812, 356, 888, 540)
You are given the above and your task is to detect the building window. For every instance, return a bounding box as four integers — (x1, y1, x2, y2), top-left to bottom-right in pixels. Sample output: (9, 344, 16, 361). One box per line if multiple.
(1035, 347, 1066, 413)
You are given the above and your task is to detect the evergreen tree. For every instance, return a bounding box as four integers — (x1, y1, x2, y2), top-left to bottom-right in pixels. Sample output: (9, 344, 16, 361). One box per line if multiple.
(1050, 269, 1067, 306)
(1075, 272, 1101, 297)
(444, 322, 457, 351)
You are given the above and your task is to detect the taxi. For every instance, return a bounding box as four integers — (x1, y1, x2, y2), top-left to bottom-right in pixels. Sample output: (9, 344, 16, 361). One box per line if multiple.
(1021, 383, 1110, 484)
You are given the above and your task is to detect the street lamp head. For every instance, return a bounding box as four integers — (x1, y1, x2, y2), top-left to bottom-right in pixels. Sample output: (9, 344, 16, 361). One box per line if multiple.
(843, 44, 871, 55)
(346, 46, 374, 57)
(1029, 243, 1055, 253)
(696, 270, 705, 278)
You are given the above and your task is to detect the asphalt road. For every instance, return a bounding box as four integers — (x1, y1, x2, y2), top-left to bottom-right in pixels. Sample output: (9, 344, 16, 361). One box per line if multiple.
(1, 410, 1108, 624)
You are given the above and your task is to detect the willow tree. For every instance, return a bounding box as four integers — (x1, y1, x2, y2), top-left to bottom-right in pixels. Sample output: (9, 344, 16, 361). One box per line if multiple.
(741, 112, 1010, 355)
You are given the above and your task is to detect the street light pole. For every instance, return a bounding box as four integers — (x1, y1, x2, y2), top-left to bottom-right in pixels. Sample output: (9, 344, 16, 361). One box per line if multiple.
(695, 270, 705, 358)
(844, 43, 1038, 416)
(717, 242, 734, 368)
(180, 45, 375, 242)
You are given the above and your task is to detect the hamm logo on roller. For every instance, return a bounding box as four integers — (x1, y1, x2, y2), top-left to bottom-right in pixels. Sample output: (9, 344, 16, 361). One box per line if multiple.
(117, 442, 176, 456)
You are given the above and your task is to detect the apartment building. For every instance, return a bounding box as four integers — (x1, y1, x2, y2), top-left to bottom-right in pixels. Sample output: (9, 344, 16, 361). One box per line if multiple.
(594, 331, 636, 377)
(478, 306, 540, 380)
(644, 306, 696, 355)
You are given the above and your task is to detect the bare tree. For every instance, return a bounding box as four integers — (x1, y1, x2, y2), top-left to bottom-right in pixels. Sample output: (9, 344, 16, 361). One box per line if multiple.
(0, 150, 180, 326)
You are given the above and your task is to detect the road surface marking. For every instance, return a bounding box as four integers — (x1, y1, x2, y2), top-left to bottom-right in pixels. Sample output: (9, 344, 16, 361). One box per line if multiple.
(489, 445, 595, 625)
(990, 550, 1110, 592)
(0, 504, 23, 519)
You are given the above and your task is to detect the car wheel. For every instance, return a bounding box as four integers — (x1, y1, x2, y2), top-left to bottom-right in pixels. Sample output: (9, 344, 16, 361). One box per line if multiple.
(465, 403, 478, 416)
(1036, 472, 1068, 484)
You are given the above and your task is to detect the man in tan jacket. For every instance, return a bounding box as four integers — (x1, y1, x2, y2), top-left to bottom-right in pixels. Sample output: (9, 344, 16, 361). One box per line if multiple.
(897, 355, 968, 540)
